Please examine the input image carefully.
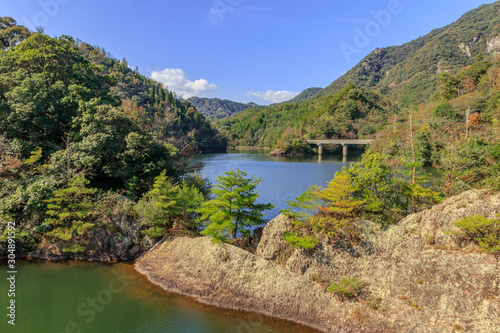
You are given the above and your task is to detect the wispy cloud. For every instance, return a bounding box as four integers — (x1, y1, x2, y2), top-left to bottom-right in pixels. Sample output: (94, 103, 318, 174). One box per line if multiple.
(151, 68, 217, 99)
(246, 90, 300, 103)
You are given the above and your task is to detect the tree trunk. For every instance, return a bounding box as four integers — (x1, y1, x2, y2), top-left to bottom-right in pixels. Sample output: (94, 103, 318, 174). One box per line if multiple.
(409, 114, 416, 186)
(447, 144, 456, 196)
(409, 114, 417, 213)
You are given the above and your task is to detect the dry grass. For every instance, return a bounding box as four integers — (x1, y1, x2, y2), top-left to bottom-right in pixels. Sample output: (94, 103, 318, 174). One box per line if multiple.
(350, 306, 371, 324)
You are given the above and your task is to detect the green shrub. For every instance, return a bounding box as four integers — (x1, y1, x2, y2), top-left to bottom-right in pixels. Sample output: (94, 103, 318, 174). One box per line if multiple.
(452, 215, 500, 254)
(311, 216, 361, 245)
(432, 102, 459, 119)
(280, 185, 319, 220)
(136, 170, 205, 238)
(283, 231, 319, 249)
(327, 277, 364, 299)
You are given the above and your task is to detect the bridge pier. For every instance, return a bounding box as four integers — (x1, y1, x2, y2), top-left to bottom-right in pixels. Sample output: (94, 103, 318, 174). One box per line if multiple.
(318, 143, 323, 156)
(342, 143, 348, 158)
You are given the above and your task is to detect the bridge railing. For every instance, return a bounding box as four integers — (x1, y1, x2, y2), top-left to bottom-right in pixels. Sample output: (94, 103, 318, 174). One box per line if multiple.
(305, 139, 373, 144)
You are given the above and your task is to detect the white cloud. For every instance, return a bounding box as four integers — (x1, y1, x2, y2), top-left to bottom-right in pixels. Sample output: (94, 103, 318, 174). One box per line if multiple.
(151, 68, 217, 99)
(246, 90, 300, 103)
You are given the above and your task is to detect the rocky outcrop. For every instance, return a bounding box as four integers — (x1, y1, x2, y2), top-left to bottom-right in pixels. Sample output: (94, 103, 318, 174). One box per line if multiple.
(135, 190, 500, 332)
(459, 42, 472, 57)
(28, 208, 152, 261)
(487, 36, 500, 56)
(258, 190, 500, 332)
(135, 236, 393, 333)
(268, 148, 289, 157)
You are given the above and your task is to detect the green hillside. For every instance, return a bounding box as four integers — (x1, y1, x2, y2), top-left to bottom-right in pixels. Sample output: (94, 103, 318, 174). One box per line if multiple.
(0, 19, 226, 253)
(187, 88, 322, 120)
(216, 2, 500, 153)
(319, 2, 500, 107)
(78, 44, 226, 154)
(217, 83, 392, 149)
(279, 87, 322, 104)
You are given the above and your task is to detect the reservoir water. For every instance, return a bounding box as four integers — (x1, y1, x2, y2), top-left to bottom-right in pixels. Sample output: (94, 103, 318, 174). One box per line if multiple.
(196, 150, 361, 221)
(0, 261, 317, 333)
(1, 151, 361, 333)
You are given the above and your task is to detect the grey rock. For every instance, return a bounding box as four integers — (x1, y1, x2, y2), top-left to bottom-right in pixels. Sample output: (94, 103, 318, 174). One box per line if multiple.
(136, 190, 500, 332)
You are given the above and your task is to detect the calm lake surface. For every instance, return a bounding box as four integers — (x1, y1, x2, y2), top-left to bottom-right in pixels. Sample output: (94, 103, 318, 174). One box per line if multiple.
(0, 261, 317, 333)
(196, 150, 362, 221)
(1, 151, 360, 333)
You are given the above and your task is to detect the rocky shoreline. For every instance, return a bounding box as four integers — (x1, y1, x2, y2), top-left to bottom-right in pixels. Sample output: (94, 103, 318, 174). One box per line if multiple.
(135, 235, 381, 333)
(135, 190, 500, 333)
(6, 190, 499, 332)
(4, 207, 154, 262)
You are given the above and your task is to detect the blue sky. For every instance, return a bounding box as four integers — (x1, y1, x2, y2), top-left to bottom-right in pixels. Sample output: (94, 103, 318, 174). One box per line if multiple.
(2, 0, 497, 104)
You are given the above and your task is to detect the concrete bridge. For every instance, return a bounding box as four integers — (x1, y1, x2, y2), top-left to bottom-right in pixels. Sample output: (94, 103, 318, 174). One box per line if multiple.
(306, 139, 373, 157)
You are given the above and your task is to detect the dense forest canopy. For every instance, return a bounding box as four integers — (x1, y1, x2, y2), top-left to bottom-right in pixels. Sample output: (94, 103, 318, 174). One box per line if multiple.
(187, 96, 261, 119)
(0, 18, 226, 254)
(216, 83, 393, 149)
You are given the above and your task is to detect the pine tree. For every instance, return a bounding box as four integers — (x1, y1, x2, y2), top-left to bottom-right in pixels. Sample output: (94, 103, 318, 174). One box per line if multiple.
(150, 86, 155, 103)
(280, 185, 319, 220)
(136, 170, 204, 238)
(197, 168, 274, 242)
(317, 171, 364, 218)
(44, 175, 98, 253)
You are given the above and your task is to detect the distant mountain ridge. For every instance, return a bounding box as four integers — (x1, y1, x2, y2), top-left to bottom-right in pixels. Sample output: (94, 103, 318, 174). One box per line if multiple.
(187, 97, 262, 119)
(214, 1, 500, 151)
(279, 87, 322, 104)
(194, 2, 500, 119)
(188, 88, 323, 119)
(317, 1, 500, 106)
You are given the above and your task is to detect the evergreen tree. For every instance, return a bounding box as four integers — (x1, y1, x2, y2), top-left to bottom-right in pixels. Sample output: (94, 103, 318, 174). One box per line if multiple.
(0, 17, 30, 49)
(280, 185, 319, 220)
(44, 175, 98, 253)
(197, 168, 274, 242)
(317, 171, 364, 219)
(136, 170, 204, 238)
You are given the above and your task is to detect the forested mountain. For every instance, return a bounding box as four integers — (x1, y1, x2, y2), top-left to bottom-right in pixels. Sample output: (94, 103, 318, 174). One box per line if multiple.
(187, 88, 323, 120)
(216, 2, 500, 152)
(317, 1, 500, 107)
(77, 44, 226, 154)
(187, 96, 261, 119)
(217, 83, 392, 149)
(280, 87, 322, 104)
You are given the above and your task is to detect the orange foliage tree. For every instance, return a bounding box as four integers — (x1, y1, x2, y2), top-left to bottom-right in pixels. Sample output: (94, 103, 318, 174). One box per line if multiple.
(317, 171, 364, 218)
